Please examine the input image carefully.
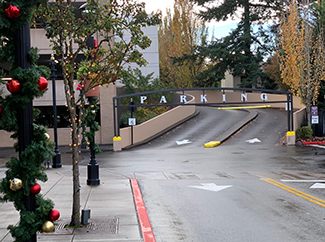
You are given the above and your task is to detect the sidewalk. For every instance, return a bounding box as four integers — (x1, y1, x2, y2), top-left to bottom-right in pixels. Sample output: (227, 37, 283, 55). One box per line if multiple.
(0, 147, 143, 242)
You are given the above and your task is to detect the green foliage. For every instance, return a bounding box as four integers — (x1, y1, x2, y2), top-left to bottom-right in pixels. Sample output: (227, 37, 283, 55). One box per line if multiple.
(136, 106, 169, 123)
(119, 111, 136, 128)
(0, 0, 48, 64)
(36, 0, 161, 93)
(0, 1, 56, 240)
(35, 0, 161, 226)
(0, 124, 55, 241)
(0, 48, 50, 132)
(189, 0, 285, 88)
(81, 97, 101, 155)
(8, 195, 54, 242)
(120, 106, 170, 128)
(121, 68, 174, 103)
(119, 69, 174, 127)
(296, 126, 313, 139)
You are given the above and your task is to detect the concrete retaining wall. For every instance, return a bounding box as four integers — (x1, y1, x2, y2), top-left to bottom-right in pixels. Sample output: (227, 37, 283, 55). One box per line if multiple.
(120, 93, 196, 148)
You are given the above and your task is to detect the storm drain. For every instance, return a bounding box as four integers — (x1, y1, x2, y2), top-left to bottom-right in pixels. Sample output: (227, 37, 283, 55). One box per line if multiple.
(85, 218, 119, 233)
(39, 218, 119, 236)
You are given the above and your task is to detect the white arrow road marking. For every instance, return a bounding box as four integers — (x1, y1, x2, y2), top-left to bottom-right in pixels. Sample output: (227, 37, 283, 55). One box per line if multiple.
(245, 138, 261, 143)
(176, 139, 192, 145)
(189, 183, 232, 192)
(310, 183, 325, 189)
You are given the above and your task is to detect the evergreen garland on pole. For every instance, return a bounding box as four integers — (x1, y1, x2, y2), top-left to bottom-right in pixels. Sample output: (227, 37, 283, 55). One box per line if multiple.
(0, 1, 60, 241)
(81, 97, 101, 154)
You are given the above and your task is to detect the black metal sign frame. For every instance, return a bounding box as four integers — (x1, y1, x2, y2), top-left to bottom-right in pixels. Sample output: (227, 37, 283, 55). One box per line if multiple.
(113, 87, 294, 138)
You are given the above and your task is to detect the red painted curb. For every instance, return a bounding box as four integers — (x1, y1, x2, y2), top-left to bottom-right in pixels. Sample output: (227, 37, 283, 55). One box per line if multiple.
(303, 141, 325, 145)
(130, 179, 156, 242)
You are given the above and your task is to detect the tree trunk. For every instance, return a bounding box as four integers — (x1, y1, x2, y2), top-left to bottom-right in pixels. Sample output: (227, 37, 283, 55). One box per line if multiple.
(306, 103, 311, 127)
(242, 0, 253, 86)
(70, 124, 81, 226)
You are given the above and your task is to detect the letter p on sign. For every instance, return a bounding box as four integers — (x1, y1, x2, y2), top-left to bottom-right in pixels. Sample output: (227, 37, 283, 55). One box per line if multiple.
(140, 96, 147, 104)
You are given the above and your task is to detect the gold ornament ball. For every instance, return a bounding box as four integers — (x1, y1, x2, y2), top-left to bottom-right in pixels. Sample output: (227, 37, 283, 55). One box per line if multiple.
(45, 133, 50, 142)
(90, 105, 94, 108)
(86, 142, 90, 146)
(42, 221, 54, 233)
(9, 178, 23, 191)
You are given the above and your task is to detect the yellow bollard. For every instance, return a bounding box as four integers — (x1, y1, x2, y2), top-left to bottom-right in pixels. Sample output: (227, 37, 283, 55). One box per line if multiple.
(286, 131, 295, 146)
(113, 136, 122, 151)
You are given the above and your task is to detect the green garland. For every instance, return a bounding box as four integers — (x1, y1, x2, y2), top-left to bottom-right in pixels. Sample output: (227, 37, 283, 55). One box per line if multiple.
(81, 97, 101, 155)
(0, 1, 57, 241)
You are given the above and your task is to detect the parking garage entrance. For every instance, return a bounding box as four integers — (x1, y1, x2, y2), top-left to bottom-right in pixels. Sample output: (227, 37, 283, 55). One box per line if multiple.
(113, 87, 293, 141)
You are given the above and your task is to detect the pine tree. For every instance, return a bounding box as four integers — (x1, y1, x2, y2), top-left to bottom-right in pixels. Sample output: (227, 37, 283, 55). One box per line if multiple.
(190, 0, 285, 88)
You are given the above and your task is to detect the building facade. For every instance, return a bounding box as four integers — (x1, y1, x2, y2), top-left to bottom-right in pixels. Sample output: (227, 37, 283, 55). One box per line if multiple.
(0, 1, 159, 147)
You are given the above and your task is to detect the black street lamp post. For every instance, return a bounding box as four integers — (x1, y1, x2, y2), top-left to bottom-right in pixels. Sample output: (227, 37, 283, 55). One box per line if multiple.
(15, 22, 36, 242)
(79, 3, 100, 186)
(50, 54, 62, 168)
(87, 96, 100, 186)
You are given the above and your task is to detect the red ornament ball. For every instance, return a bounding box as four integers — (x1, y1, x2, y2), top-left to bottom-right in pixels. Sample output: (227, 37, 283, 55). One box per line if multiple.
(0, 106, 2, 115)
(30, 183, 41, 194)
(49, 209, 60, 221)
(38, 77, 48, 91)
(6, 79, 20, 94)
(5, 5, 20, 19)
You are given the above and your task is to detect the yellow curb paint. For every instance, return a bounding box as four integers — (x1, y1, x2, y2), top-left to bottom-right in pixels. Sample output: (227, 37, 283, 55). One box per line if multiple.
(218, 105, 271, 110)
(286, 131, 295, 136)
(113, 136, 121, 141)
(204, 141, 221, 148)
(261, 178, 325, 208)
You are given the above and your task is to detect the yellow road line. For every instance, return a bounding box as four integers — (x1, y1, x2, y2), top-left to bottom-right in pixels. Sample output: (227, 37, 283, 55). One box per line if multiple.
(218, 105, 271, 110)
(261, 178, 325, 208)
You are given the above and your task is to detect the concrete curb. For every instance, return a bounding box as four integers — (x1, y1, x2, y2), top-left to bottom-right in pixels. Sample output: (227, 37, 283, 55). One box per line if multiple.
(216, 109, 258, 143)
(204, 109, 258, 147)
(130, 179, 156, 242)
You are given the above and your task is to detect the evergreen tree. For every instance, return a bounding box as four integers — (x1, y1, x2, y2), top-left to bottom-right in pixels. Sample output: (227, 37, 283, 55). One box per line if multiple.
(190, 0, 285, 88)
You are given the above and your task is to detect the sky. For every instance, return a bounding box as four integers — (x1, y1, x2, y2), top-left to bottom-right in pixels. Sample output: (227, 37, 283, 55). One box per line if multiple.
(141, 0, 239, 39)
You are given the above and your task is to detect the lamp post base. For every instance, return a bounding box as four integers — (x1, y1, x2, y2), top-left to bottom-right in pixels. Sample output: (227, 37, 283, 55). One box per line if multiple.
(52, 151, 62, 168)
(87, 162, 100, 186)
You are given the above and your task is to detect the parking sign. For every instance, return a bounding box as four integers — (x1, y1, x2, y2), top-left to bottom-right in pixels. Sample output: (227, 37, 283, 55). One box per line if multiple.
(128, 118, 136, 126)
(311, 106, 319, 124)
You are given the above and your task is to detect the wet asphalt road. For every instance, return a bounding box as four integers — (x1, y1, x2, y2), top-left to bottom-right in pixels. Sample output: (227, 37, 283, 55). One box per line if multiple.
(97, 106, 325, 242)
(140, 106, 249, 149)
(2, 106, 325, 241)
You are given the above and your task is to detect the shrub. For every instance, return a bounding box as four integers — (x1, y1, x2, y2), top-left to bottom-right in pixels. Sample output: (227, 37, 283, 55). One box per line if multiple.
(119, 68, 174, 127)
(296, 126, 313, 139)
(120, 111, 137, 128)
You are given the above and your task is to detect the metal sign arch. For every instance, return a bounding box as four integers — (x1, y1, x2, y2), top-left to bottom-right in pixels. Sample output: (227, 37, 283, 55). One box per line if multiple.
(113, 87, 294, 138)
